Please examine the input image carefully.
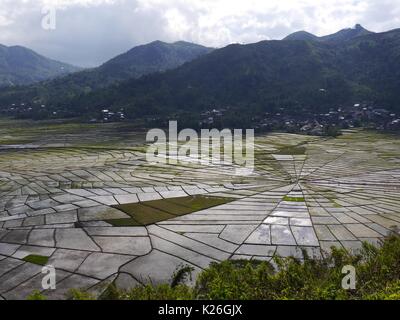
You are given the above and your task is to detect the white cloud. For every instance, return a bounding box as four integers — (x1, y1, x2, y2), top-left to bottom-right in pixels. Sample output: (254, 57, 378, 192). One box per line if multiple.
(0, 0, 398, 66)
(133, 0, 398, 45)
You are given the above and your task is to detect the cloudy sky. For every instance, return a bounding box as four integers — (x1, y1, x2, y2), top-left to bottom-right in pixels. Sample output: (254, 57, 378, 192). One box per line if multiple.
(0, 0, 399, 67)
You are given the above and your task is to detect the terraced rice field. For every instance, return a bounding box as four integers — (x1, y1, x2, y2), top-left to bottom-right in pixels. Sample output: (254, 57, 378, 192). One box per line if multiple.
(1, 119, 400, 299)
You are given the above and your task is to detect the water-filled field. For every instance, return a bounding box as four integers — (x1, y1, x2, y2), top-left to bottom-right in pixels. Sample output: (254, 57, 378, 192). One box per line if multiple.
(1, 119, 400, 299)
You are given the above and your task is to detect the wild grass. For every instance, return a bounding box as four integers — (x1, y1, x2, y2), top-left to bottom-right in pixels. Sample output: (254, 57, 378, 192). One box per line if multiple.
(52, 233, 400, 300)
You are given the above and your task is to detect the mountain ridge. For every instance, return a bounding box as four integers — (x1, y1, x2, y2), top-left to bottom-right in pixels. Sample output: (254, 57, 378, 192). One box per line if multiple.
(284, 24, 374, 42)
(1, 26, 399, 121)
(0, 44, 80, 87)
(94, 40, 214, 84)
(2, 40, 214, 106)
(65, 27, 400, 118)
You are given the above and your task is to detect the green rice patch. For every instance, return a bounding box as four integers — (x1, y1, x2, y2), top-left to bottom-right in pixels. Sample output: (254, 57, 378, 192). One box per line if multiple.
(283, 196, 305, 202)
(105, 218, 142, 227)
(144, 200, 193, 215)
(167, 196, 232, 211)
(114, 203, 175, 225)
(332, 201, 342, 208)
(276, 146, 306, 155)
(112, 195, 233, 226)
(23, 255, 49, 266)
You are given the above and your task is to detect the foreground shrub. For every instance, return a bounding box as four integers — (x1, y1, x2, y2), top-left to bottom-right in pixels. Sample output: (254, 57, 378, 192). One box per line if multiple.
(98, 234, 400, 300)
(33, 233, 400, 300)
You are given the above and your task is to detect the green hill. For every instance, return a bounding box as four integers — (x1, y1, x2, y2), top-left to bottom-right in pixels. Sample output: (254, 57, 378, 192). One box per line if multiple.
(62, 28, 400, 118)
(1, 27, 399, 120)
(0, 41, 213, 109)
(284, 24, 374, 42)
(0, 44, 80, 87)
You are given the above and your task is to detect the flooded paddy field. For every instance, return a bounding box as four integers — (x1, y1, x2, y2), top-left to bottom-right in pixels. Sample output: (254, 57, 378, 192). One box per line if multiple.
(1, 119, 400, 299)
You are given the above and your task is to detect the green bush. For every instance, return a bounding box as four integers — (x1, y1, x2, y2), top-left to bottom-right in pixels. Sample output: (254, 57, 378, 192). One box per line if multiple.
(68, 289, 96, 300)
(27, 290, 47, 300)
(122, 234, 400, 300)
(34, 233, 400, 300)
(109, 284, 194, 300)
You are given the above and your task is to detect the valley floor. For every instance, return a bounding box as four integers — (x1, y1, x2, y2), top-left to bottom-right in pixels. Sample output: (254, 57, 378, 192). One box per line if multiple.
(0, 119, 400, 300)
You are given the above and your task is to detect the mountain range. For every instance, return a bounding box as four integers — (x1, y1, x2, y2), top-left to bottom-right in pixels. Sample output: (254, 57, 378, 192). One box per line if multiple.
(0, 25, 399, 121)
(41, 40, 213, 96)
(283, 24, 373, 42)
(0, 41, 213, 108)
(0, 45, 80, 87)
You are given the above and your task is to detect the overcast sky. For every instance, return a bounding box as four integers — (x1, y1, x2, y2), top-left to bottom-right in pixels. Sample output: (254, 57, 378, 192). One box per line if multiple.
(0, 0, 399, 67)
